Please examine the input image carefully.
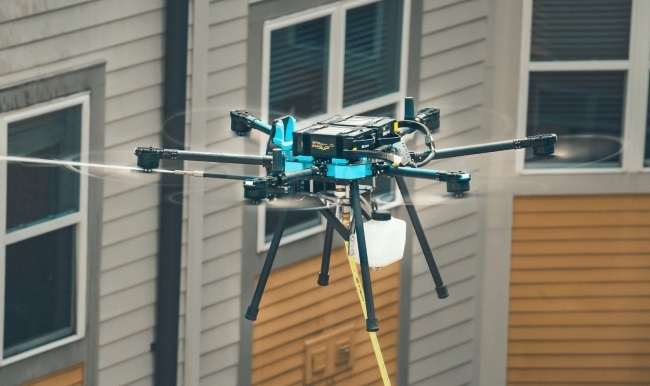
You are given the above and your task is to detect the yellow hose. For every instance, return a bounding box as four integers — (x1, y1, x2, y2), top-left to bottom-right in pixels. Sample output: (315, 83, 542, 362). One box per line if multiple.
(345, 239, 391, 386)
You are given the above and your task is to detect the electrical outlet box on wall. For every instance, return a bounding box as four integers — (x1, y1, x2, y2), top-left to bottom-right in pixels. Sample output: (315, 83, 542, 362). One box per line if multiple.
(304, 324, 356, 384)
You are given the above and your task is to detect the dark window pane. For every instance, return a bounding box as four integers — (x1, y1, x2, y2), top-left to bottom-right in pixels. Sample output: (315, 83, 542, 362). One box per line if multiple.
(4, 226, 75, 358)
(531, 0, 631, 61)
(359, 104, 397, 118)
(269, 17, 330, 121)
(7, 105, 81, 231)
(343, 0, 401, 106)
(265, 210, 321, 243)
(525, 71, 624, 169)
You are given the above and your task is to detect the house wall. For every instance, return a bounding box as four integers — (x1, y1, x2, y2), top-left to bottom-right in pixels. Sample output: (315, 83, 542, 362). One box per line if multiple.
(4, 1, 613, 385)
(477, 1, 650, 385)
(508, 194, 650, 385)
(197, 0, 248, 384)
(0, 1, 250, 384)
(0, 1, 168, 385)
(404, 0, 488, 384)
(250, 248, 401, 385)
(180, 1, 249, 386)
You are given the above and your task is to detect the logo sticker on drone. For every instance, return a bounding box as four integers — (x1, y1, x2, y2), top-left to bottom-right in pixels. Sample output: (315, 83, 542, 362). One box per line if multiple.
(312, 141, 334, 151)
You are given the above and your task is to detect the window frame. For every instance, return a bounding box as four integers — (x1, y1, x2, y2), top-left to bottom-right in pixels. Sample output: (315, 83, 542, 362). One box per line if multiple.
(0, 92, 90, 365)
(257, 0, 410, 252)
(516, 0, 650, 174)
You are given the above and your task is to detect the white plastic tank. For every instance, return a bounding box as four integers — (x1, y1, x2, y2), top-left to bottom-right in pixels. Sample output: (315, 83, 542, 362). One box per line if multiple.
(350, 210, 406, 268)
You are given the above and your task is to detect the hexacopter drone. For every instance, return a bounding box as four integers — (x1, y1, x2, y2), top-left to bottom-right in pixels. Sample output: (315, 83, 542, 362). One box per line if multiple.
(134, 97, 556, 333)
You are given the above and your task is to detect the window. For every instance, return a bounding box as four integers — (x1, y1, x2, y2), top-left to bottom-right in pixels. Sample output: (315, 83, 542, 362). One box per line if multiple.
(0, 93, 89, 364)
(517, 0, 650, 172)
(259, 0, 407, 251)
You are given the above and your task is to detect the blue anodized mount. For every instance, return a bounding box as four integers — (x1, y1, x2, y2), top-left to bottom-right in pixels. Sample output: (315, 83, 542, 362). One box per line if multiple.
(272, 115, 374, 180)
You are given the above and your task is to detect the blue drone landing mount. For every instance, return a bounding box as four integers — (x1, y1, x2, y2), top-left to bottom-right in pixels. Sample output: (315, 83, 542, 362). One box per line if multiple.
(134, 97, 556, 332)
(275, 117, 374, 180)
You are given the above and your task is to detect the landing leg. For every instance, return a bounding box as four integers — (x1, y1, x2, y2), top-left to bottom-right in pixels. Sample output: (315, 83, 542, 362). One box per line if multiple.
(318, 221, 334, 286)
(350, 180, 379, 332)
(245, 203, 291, 321)
(394, 176, 448, 298)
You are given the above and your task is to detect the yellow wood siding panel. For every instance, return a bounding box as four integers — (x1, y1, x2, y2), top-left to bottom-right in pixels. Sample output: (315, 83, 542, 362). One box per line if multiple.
(508, 194, 650, 385)
(22, 363, 83, 386)
(252, 247, 400, 386)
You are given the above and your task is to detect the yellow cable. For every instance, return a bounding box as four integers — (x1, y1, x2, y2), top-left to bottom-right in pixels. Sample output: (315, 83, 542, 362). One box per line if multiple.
(345, 240, 392, 386)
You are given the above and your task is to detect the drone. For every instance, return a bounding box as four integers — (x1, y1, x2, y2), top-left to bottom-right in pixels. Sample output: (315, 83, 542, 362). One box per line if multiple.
(135, 97, 556, 332)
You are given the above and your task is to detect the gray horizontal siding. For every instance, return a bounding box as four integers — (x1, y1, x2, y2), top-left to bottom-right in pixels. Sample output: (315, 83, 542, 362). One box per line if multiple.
(409, 0, 487, 384)
(98, 352, 154, 386)
(0, 0, 92, 22)
(0, 0, 168, 383)
(0, 0, 256, 384)
(189, 1, 249, 384)
(0, 0, 161, 49)
(0, 9, 164, 75)
(421, 19, 487, 58)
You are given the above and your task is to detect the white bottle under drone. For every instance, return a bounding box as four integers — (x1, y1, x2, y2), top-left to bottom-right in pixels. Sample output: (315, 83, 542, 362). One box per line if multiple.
(350, 210, 406, 268)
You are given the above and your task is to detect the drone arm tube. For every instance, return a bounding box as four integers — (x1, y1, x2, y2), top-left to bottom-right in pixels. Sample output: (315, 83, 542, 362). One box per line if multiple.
(135, 147, 272, 169)
(430, 140, 518, 159)
(281, 167, 320, 184)
(318, 221, 334, 286)
(249, 118, 272, 136)
(380, 164, 445, 181)
(173, 150, 272, 166)
(413, 134, 558, 161)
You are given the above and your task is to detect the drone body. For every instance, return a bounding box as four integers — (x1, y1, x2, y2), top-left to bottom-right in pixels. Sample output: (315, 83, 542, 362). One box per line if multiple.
(135, 97, 556, 332)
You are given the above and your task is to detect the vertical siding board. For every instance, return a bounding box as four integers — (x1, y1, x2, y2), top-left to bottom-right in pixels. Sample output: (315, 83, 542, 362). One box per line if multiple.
(194, 2, 249, 383)
(410, 0, 487, 383)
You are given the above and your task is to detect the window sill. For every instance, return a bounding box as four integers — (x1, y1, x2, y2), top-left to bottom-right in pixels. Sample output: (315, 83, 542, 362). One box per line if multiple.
(1, 334, 83, 366)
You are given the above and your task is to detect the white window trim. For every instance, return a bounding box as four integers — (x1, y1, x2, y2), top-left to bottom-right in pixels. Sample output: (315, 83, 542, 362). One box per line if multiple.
(516, 0, 650, 175)
(257, 0, 410, 253)
(0, 92, 89, 365)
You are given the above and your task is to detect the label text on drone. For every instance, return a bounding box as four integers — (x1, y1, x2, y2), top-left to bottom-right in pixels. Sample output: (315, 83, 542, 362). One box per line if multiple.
(312, 141, 335, 151)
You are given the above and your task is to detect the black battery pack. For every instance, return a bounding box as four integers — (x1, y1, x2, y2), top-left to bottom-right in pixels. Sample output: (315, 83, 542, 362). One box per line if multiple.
(293, 115, 400, 159)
